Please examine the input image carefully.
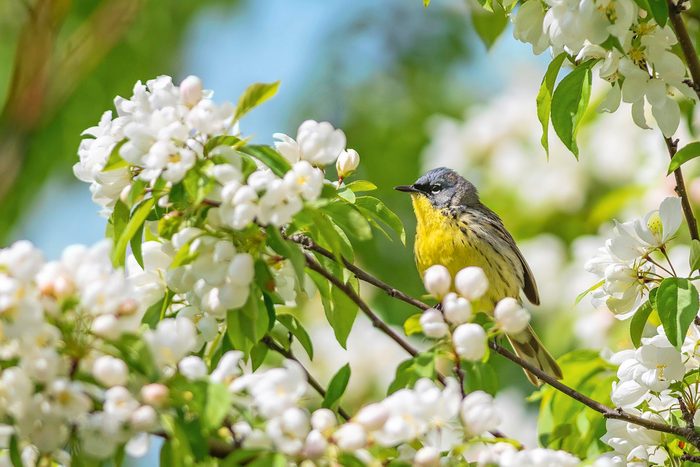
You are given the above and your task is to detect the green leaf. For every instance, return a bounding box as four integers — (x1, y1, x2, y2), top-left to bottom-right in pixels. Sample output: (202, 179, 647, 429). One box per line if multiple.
(344, 180, 377, 192)
(471, 2, 508, 50)
(204, 135, 245, 155)
(355, 196, 406, 244)
(462, 360, 499, 395)
(630, 288, 657, 348)
(265, 226, 306, 287)
(323, 363, 351, 409)
(103, 140, 128, 171)
(234, 81, 280, 121)
(112, 198, 155, 267)
(324, 202, 373, 242)
(551, 60, 595, 158)
(9, 435, 21, 467)
(203, 382, 232, 431)
(238, 145, 292, 177)
(645, 0, 669, 26)
(130, 221, 145, 269)
(277, 314, 314, 360)
(329, 283, 358, 348)
(575, 279, 604, 305)
(537, 53, 567, 156)
(690, 240, 700, 273)
(656, 277, 699, 350)
(667, 141, 700, 174)
(403, 313, 423, 336)
(537, 350, 615, 458)
(388, 352, 436, 394)
(107, 198, 130, 240)
(424, 0, 431, 6)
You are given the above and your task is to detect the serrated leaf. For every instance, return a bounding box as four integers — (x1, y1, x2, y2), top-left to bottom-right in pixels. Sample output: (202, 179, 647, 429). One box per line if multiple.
(322, 363, 351, 409)
(537, 53, 567, 156)
(234, 81, 280, 121)
(277, 314, 314, 360)
(355, 196, 406, 244)
(265, 226, 306, 286)
(667, 141, 700, 174)
(324, 202, 372, 242)
(388, 352, 436, 394)
(656, 277, 699, 350)
(112, 198, 155, 267)
(130, 222, 145, 269)
(630, 288, 657, 348)
(552, 60, 595, 158)
(690, 240, 700, 273)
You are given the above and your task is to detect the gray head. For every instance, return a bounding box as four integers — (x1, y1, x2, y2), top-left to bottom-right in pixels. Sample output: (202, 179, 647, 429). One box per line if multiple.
(394, 167, 480, 209)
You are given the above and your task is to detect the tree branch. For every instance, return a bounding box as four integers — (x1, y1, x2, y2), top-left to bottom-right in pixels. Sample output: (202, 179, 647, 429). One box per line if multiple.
(291, 234, 700, 448)
(488, 341, 700, 449)
(668, 0, 700, 100)
(263, 336, 351, 421)
(665, 137, 699, 241)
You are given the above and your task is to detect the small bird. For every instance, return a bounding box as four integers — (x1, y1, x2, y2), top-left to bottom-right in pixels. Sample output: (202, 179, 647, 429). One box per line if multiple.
(395, 167, 562, 385)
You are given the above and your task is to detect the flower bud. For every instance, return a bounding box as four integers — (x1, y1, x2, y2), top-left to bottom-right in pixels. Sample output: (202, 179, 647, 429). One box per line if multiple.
(494, 297, 530, 334)
(460, 390, 500, 436)
(281, 407, 310, 438)
(311, 408, 337, 433)
(178, 356, 208, 380)
(336, 149, 360, 179)
(354, 403, 389, 431)
(442, 293, 472, 324)
(92, 356, 128, 387)
(455, 267, 488, 301)
(91, 314, 120, 340)
(141, 383, 169, 407)
(303, 430, 328, 459)
(453, 323, 487, 361)
(414, 446, 440, 467)
(180, 75, 203, 107)
(420, 308, 449, 338)
(333, 423, 367, 451)
(130, 405, 158, 431)
(423, 265, 451, 298)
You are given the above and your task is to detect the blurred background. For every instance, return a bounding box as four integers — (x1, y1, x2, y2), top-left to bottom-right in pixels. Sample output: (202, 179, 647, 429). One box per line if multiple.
(2, 0, 698, 455)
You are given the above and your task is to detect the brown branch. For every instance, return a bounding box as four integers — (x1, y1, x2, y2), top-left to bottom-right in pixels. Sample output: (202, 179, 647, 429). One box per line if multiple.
(489, 341, 700, 448)
(289, 234, 431, 311)
(290, 235, 700, 448)
(263, 336, 351, 421)
(665, 137, 699, 241)
(303, 253, 423, 359)
(668, 0, 700, 101)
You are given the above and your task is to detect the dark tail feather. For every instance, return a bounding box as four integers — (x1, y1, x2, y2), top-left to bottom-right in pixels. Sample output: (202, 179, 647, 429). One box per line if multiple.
(506, 325, 562, 386)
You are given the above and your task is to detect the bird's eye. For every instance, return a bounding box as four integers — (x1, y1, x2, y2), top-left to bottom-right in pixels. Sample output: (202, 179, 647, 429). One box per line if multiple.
(430, 184, 442, 193)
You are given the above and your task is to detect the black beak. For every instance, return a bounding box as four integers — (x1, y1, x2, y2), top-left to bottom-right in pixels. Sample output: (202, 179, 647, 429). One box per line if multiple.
(394, 185, 419, 193)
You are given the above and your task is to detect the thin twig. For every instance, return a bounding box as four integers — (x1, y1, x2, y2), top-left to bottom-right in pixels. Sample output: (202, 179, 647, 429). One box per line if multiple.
(489, 341, 700, 449)
(263, 336, 351, 421)
(668, 0, 700, 101)
(289, 234, 431, 311)
(665, 137, 699, 241)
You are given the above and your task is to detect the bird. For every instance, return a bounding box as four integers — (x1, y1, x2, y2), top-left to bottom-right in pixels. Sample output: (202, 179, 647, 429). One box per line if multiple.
(395, 167, 562, 385)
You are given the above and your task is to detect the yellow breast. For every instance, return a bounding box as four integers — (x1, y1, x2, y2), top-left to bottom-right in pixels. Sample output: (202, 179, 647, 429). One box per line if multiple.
(411, 195, 519, 307)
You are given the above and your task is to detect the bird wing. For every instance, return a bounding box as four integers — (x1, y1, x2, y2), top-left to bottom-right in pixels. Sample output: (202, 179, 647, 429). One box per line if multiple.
(513, 245, 540, 306)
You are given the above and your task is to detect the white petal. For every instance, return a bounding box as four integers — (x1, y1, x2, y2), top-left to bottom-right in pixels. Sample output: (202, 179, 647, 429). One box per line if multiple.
(658, 197, 682, 242)
(631, 99, 650, 130)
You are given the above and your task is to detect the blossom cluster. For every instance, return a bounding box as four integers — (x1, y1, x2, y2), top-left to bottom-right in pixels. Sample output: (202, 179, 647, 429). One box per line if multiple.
(0, 238, 588, 466)
(419, 264, 531, 359)
(512, 0, 694, 136)
(602, 325, 700, 464)
(585, 196, 682, 317)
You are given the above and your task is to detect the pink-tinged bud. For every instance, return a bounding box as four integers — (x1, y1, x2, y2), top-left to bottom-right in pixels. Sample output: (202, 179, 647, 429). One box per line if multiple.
(180, 75, 203, 107)
(141, 383, 169, 407)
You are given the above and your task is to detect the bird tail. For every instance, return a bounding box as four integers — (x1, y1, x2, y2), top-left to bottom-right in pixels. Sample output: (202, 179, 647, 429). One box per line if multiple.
(506, 325, 562, 386)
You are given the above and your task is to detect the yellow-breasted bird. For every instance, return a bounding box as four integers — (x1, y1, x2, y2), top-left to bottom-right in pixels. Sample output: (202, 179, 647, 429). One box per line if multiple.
(395, 167, 562, 385)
